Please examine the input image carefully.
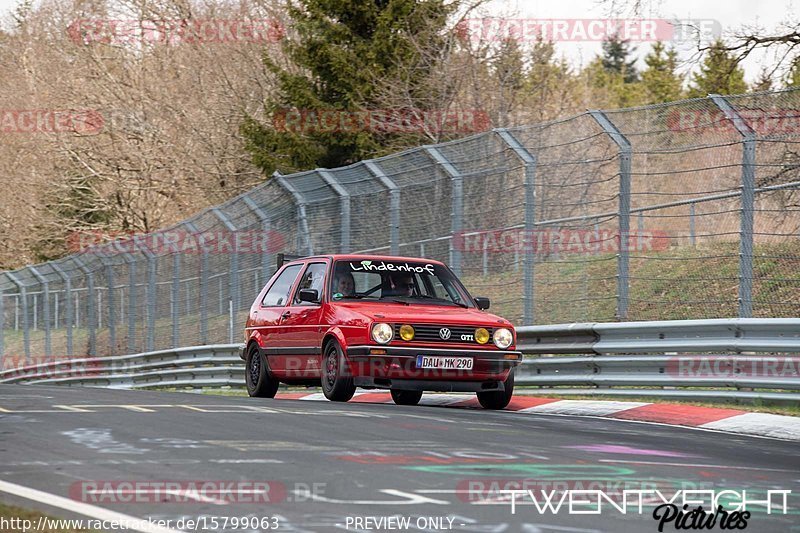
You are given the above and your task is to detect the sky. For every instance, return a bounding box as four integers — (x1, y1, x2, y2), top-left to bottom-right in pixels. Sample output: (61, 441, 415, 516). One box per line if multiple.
(0, 0, 795, 84)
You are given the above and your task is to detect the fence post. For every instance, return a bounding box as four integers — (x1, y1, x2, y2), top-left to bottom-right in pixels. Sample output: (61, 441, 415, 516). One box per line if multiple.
(0, 286, 4, 361)
(590, 111, 632, 320)
(425, 146, 463, 274)
(171, 252, 181, 348)
(318, 170, 351, 253)
(496, 128, 537, 325)
(184, 222, 208, 345)
(99, 256, 116, 355)
(242, 195, 275, 285)
(211, 209, 241, 314)
(5, 272, 30, 362)
(274, 171, 314, 255)
(113, 242, 137, 354)
(364, 160, 401, 255)
(135, 242, 157, 353)
(709, 94, 756, 318)
(690, 203, 696, 247)
(72, 257, 96, 356)
(50, 263, 73, 356)
(27, 266, 51, 357)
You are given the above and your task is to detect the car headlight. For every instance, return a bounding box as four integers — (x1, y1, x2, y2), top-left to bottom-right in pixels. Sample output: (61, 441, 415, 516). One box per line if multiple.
(399, 324, 415, 341)
(474, 327, 490, 344)
(493, 328, 513, 349)
(372, 323, 394, 344)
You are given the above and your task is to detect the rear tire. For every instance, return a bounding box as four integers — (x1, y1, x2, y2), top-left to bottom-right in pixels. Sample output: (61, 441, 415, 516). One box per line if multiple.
(321, 340, 356, 402)
(477, 369, 515, 409)
(245, 344, 279, 398)
(390, 389, 423, 406)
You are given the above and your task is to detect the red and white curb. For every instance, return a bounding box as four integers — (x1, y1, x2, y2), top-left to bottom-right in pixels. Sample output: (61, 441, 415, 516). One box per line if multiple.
(275, 391, 800, 441)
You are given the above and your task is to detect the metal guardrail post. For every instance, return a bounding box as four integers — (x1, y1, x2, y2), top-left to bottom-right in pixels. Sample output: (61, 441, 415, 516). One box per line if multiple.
(242, 195, 274, 285)
(496, 128, 537, 325)
(184, 222, 208, 345)
(274, 171, 314, 255)
(590, 111, 632, 320)
(318, 170, 351, 253)
(425, 146, 463, 274)
(72, 257, 96, 356)
(112, 242, 137, 354)
(50, 263, 73, 356)
(5, 272, 30, 361)
(709, 94, 756, 318)
(27, 266, 51, 357)
(211, 209, 240, 314)
(364, 160, 400, 255)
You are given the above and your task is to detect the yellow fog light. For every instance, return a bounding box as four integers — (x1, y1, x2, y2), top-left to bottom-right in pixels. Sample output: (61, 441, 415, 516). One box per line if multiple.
(399, 324, 415, 341)
(475, 327, 490, 344)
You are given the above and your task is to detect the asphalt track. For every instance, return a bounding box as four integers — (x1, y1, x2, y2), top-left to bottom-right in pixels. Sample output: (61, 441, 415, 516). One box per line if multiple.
(0, 384, 798, 533)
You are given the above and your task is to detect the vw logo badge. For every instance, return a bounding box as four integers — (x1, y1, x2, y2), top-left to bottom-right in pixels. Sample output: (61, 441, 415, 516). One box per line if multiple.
(439, 328, 451, 340)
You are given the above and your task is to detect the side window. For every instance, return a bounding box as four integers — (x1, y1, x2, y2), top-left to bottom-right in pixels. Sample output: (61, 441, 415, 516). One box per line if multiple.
(293, 262, 327, 305)
(261, 264, 302, 307)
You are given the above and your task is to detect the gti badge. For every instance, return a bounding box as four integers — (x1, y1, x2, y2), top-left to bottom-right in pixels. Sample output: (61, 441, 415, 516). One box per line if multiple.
(439, 328, 451, 340)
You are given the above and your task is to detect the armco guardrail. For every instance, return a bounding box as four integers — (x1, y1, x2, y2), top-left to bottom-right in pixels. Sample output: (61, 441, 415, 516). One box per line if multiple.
(0, 344, 243, 389)
(2, 319, 799, 402)
(515, 318, 800, 354)
(515, 318, 800, 403)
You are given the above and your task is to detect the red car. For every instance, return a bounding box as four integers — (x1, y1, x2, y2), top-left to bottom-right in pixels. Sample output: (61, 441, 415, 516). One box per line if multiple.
(242, 254, 522, 409)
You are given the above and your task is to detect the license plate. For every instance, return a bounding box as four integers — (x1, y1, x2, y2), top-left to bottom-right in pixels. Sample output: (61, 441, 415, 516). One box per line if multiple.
(415, 355, 474, 370)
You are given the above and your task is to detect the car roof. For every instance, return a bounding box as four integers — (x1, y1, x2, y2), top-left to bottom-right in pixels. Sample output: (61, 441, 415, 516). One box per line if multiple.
(292, 254, 446, 266)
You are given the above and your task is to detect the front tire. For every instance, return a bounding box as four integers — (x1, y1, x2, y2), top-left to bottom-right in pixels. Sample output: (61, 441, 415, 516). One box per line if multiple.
(245, 344, 279, 398)
(390, 389, 423, 406)
(477, 368, 515, 409)
(321, 340, 356, 402)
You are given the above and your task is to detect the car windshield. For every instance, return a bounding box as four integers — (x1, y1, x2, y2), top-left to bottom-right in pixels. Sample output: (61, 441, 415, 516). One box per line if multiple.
(329, 259, 474, 307)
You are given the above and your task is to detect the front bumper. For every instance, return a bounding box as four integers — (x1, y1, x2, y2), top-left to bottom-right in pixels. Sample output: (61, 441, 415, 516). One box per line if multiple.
(346, 344, 522, 385)
(353, 376, 507, 392)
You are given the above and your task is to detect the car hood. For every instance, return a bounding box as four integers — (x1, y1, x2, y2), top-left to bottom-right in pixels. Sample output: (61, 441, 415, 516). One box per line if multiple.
(331, 300, 513, 328)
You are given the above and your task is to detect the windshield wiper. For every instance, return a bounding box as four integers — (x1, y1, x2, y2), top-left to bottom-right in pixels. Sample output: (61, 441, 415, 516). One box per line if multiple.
(392, 294, 469, 308)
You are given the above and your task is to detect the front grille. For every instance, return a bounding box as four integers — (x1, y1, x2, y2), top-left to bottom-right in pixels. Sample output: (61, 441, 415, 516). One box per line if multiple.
(394, 324, 494, 344)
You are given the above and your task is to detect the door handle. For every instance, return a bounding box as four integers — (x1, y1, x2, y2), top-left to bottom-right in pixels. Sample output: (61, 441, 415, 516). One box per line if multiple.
(281, 311, 291, 319)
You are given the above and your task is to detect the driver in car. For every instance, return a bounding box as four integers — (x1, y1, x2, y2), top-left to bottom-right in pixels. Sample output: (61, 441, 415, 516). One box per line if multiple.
(386, 272, 415, 297)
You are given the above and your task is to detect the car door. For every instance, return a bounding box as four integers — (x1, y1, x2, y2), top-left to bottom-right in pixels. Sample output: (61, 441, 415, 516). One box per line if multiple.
(255, 263, 303, 376)
(277, 261, 329, 380)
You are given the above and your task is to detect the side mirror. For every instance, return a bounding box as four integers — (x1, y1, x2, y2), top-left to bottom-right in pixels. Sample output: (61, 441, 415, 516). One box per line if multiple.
(474, 297, 490, 310)
(298, 288, 320, 303)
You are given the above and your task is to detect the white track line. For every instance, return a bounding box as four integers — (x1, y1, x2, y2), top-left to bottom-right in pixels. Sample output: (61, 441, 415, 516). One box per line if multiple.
(0, 479, 184, 533)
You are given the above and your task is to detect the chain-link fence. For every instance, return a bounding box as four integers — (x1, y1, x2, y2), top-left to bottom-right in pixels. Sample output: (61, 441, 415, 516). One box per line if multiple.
(2, 89, 800, 362)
